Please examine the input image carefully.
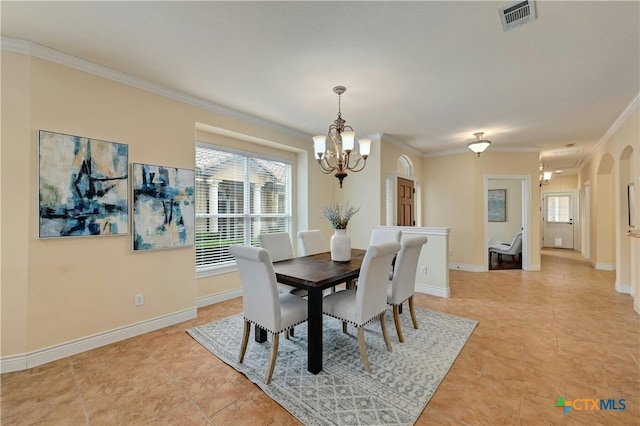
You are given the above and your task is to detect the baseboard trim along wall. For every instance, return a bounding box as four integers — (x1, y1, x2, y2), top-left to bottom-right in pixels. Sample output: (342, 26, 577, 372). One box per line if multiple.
(594, 263, 615, 271)
(449, 263, 485, 272)
(416, 283, 450, 298)
(0, 307, 197, 374)
(615, 281, 632, 294)
(196, 288, 242, 308)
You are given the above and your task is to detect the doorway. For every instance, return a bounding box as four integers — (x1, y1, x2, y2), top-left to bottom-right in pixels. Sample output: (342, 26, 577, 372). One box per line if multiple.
(484, 175, 530, 271)
(542, 192, 575, 249)
(397, 177, 415, 226)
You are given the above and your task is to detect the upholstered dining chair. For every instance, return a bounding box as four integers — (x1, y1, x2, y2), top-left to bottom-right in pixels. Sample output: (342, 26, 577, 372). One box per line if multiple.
(369, 228, 402, 245)
(369, 228, 402, 280)
(387, 236, 428, 342)
(229, 245, 308, 384)
(258, 232, 307, 297)
(297, 230, 326, 256)
(322, 241, 401, 372)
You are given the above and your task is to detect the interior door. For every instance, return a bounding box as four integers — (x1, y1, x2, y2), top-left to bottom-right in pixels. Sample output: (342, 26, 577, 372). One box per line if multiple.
(397, 177, 414, 226)
(543, 193, 574, 249)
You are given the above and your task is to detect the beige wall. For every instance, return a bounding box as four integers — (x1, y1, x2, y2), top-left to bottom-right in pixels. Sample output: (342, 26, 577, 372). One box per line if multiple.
(1, 51, 330, 358)
(542, 174, 578, 192)
(578, 101, 639, 310)
(423, 151, 541, 270)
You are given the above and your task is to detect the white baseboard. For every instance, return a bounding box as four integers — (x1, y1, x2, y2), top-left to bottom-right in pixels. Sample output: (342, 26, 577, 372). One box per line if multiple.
(449, 263, 485, 272)
(415, 283, 450, 298)
(196, 289, 242, 308)
(526, 264, 541, 271)
(615, 280, 632, 294)
(1, 307, 197, 374)
(595, 263, 615, 271)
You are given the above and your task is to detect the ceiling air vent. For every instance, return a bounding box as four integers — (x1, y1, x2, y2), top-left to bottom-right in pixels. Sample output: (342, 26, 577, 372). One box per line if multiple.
(499, 0, 536, 32)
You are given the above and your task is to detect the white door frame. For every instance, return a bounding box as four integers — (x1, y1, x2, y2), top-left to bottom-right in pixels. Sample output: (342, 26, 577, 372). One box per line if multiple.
(541, 190, 579, 249)
(484, 175, 531, 271)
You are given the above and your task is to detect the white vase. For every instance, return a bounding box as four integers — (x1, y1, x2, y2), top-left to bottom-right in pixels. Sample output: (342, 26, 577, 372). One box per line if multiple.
(330, 229, 351, 262)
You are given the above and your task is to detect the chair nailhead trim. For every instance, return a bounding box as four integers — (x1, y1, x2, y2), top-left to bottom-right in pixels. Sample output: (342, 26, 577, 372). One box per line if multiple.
(243, 317, 307, 335)
(322, 310, 386, 328)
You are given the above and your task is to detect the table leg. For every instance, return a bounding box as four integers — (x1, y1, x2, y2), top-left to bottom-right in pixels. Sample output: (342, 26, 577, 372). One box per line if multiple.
(254, 325, 267, 343)
(307, 287, 324, 374)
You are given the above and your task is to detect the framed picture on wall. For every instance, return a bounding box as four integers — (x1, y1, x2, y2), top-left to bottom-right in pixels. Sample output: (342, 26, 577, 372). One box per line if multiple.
(488, 189, 506, 222)
(38, 130, 129, 238)
(132, 163, 195, 251)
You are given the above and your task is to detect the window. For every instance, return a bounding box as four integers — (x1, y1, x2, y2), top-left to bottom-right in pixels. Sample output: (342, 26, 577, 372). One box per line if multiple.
(195, 144, 292, 274)
(546, 195, 571, 223)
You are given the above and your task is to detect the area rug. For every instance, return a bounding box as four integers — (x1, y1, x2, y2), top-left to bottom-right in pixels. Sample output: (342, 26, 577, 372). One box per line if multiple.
(187, 306, 477, 426)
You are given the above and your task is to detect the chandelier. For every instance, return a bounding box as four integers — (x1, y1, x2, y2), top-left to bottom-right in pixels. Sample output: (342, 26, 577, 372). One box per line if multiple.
(468, 132, 491, 157)
(313, 86, 371, 188)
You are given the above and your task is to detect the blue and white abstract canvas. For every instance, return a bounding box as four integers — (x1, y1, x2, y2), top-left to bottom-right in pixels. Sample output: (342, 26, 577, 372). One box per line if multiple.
(39, 130, 129, 238)
(132, 163, 195, 251)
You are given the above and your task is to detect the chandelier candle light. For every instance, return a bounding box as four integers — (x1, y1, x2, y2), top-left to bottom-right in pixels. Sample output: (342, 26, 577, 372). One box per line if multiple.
(313, 86, 371, 188)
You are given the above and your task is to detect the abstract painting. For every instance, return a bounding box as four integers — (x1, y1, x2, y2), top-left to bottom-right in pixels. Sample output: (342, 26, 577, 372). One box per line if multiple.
(488, 189, 506, 222)
(39, 130, 129, 238)
(132, 163, 195, 251)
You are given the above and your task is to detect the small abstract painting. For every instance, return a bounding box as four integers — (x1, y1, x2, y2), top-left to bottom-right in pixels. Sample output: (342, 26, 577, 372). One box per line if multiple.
(132, 163, 195, 251)
(39, 130, 129, 238)
(488, 189, 506, 222)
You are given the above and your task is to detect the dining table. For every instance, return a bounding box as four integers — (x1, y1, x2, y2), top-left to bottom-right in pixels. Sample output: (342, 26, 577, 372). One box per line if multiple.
(268, 248, 366, 374)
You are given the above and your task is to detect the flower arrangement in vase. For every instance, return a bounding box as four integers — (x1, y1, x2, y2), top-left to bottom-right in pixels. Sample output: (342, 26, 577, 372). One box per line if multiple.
(322, 203, 360, 261)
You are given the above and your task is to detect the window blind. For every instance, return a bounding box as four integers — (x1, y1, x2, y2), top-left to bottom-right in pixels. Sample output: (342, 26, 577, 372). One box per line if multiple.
(195, 144, 292, 272)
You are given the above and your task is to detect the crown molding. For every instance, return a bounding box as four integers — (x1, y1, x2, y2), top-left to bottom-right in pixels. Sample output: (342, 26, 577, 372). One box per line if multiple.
(1, 36, 311, 141)
(423, 146, 539, 158)
(579, 92, 640, 170)
(379, 134, 423, 156)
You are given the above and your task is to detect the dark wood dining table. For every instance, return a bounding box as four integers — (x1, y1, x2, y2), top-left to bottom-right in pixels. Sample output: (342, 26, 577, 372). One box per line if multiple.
(270, 249, 366, 374)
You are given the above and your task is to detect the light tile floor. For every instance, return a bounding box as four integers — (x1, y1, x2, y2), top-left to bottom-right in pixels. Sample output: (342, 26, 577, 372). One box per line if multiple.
(2, 249, 639, 425)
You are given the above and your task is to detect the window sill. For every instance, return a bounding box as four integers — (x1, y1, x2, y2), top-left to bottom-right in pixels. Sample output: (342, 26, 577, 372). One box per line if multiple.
(196, 264, 238, 279)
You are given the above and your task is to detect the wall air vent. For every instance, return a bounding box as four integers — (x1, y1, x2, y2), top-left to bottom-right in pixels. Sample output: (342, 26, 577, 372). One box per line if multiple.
(499, 0, 536, 32)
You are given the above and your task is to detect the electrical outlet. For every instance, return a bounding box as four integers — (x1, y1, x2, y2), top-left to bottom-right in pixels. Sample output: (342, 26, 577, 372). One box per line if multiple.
(448, 249, 453, 256)
(134, 293, 144, 306)
(420, 265, 427, 274)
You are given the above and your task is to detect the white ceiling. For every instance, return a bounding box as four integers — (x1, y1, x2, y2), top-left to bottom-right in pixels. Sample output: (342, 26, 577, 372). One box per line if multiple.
(2, 1, 639, 175)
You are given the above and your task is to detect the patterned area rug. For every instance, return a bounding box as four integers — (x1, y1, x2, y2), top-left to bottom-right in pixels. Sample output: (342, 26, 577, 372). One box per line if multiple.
(187, 306, 477, 426)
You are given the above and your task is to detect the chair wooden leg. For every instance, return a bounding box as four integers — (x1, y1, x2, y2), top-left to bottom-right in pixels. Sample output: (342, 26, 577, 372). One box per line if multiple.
(265, 333, 279, 385)
(356, 326, 371, 372)
(392, 305, 404, 343)
(238, 320, 251, 363)
(342, 321, 347, 333)
(408, 296, 419, 330)
(380, 312, 393, 352)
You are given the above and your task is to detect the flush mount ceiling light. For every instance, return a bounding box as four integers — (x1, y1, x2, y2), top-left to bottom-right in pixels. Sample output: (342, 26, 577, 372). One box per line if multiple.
(313, 86, 371, 188)
(468, 132, 491, 157)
